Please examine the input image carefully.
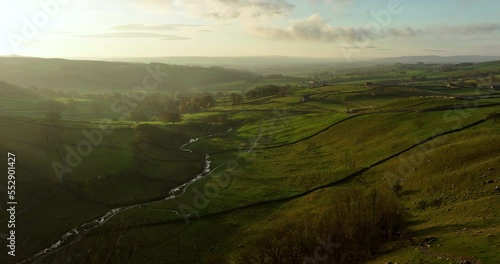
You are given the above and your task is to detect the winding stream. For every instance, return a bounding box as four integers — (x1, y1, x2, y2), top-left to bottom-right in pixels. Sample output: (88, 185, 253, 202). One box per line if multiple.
(18, 128, 240, 264)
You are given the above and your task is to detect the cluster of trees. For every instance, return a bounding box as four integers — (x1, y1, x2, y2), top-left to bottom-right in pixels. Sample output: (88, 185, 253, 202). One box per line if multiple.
(436, 63, 476, 72)
(126, 93, 216, 121)
(159, 112, 181, 124)
(238, 189, 406, 264)
(230, 93, 244, 105)
(43, 89, 212, 113)
(178, 94, 215, 113)
(127, 95, 182, 121)
(41, 91, 222, 123)
(245, 85, 290, 100)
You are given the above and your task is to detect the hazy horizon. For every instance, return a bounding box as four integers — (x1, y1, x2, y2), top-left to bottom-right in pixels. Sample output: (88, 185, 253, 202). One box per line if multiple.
(1, 0, 500, 60)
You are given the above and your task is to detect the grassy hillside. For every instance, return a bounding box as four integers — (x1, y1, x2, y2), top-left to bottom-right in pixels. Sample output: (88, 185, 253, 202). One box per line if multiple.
(1, 60, 500, 264)
(0, 116, 213, 262)
(0, 57, 258, 92)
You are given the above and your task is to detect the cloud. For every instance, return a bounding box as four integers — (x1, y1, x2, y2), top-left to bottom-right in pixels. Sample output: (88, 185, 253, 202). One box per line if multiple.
(252, 14, 423, 43)
(73, 32, 189, 40)
(136, 0, 294, 19)
(109, 23, 210, 31)
(435, 23, 500, 35)
(342, 45, 377, 49)
(383, 27, 424, 38)
(195, 0, 295, 19)
(252, 14, 500, 44)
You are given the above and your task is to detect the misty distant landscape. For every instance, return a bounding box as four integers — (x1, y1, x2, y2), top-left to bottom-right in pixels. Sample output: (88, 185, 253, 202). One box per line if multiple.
(103, 55, 500, 72)
(1, 1, 500, 264)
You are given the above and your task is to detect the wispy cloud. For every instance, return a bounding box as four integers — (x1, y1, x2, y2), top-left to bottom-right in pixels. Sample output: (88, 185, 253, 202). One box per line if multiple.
(204, 0, 294, 19)
(252, 14, 423, 43)
(109, 23, 210, 32)
(434, 23, 500, 35)
(135, 0, 294, 19)
(252, 14, 500, 44)
(73, 32, 189, 40)
(342, 45, 377, 49)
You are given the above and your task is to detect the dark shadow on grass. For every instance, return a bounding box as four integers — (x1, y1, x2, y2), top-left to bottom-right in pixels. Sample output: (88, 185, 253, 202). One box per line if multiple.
(400, 189, 421, 196)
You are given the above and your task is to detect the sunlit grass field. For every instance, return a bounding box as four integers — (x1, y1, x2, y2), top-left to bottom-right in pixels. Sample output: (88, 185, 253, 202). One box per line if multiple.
(1, 63, 500, 264)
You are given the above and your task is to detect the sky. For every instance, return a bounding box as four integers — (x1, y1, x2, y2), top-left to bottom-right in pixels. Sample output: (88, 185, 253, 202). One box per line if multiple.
(1, 0, 500, 60)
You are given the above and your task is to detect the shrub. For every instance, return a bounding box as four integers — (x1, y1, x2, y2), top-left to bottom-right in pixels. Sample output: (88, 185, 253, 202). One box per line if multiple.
(417, 200, 428, 211)
(238, 189, 406, 264)
(390, 180, 403, 195)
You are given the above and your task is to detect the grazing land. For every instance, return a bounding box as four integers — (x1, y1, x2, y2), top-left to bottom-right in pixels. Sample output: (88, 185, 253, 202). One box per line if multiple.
(1, 57, 500, 264)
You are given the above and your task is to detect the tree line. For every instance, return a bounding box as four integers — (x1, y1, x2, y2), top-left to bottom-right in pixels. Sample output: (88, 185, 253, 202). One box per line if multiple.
(237, 188, 407, 264)
(245, 85, 290, 100)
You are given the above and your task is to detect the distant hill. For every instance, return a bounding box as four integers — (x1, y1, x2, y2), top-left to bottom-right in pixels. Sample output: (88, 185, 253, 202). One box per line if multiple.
(99, 55, 500, 74)
(0, 81, 38, 98)
(0, 57, 257, 92)
(109, 55, 500, 68)
(366, 55, 500, 64)
(99, 56, 345, 75)
(102, 56, 336, 67)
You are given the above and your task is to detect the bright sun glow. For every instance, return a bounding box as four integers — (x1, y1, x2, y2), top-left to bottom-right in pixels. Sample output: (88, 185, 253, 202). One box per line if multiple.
(1, 0, 500, 58)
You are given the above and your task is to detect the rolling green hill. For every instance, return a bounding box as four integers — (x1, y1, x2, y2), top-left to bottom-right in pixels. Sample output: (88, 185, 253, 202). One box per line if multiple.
(1, 60, 500, 264)
(0, 57, 257, 92)
(0, 81, 39, 98)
